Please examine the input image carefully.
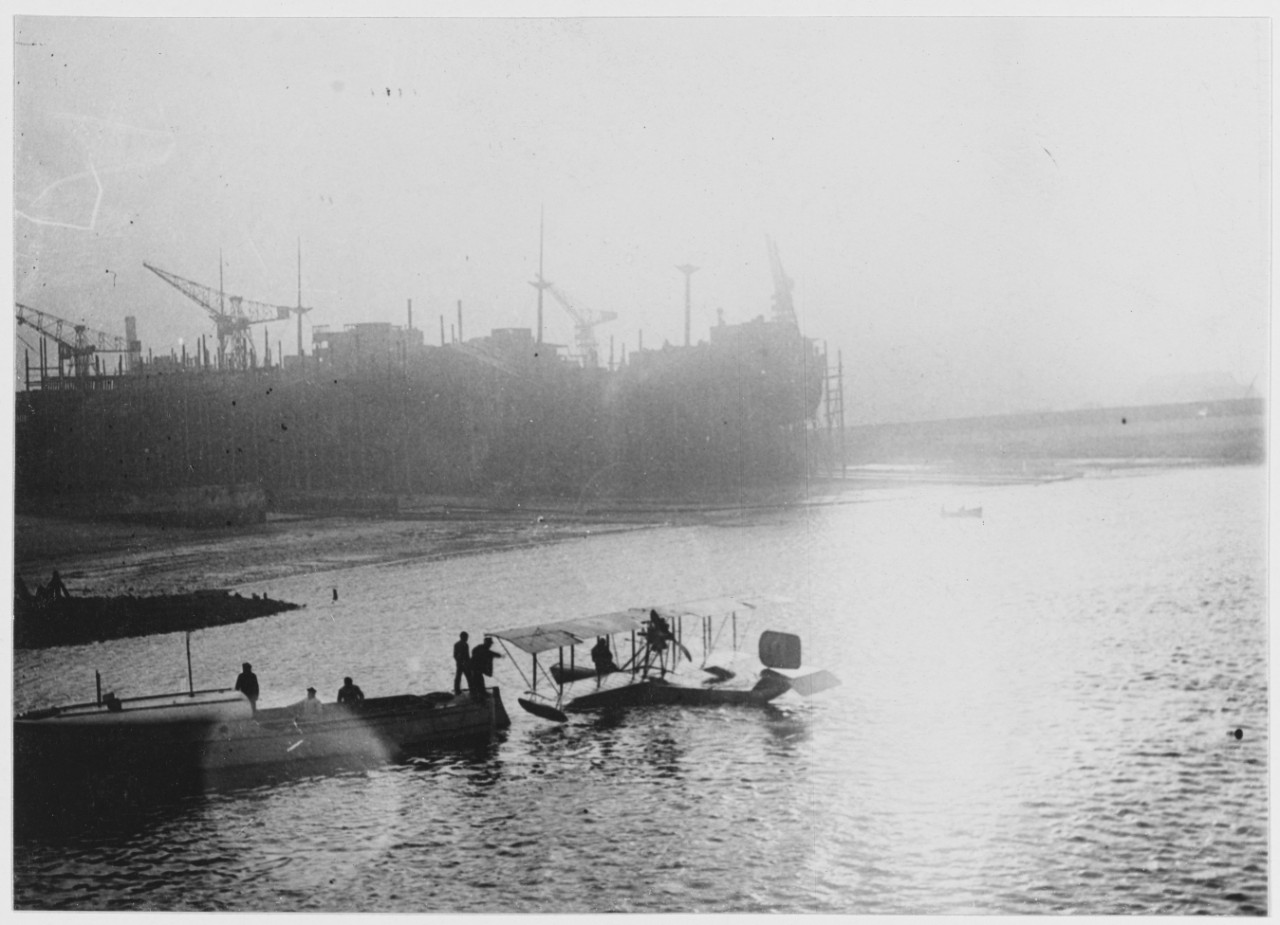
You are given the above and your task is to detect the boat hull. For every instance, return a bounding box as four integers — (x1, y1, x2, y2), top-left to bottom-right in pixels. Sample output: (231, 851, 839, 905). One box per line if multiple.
(14, 688, 511, 829)
(196, 692, 509, 771)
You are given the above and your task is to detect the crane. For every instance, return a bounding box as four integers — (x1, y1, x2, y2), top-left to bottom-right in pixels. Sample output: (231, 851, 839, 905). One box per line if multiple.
(765, 236, 799, 328)
(143, 261, 304, 371)
(542, 281, 617, 368)
(15, 303, 131, 380)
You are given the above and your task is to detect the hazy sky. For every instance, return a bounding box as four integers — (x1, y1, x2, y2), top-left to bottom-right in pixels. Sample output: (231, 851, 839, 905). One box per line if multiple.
(13, 15, 1269, 424)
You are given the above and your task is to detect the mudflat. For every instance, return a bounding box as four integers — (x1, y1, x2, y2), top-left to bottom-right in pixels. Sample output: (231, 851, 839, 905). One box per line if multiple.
(14, 512, 654, 596)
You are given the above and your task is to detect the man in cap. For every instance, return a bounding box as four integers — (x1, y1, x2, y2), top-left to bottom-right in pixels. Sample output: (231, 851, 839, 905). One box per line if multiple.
(453, 631, 471, 696)
(300, 686, 322, 717)
(234, 662, 260, 713)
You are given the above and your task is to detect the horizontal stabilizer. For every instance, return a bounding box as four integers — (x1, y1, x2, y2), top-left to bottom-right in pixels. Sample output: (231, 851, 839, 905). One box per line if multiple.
(518, 698, 568, 723)
(788, 670, 840, 698)
(753, 668, 794, 695)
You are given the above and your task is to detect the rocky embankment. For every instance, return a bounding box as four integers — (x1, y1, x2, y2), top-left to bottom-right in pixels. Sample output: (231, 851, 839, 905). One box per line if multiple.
(14, 590, 302, 650)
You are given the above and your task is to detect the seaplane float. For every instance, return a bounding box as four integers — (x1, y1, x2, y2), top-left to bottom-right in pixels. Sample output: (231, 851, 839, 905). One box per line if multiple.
(486, 596, 840, 723)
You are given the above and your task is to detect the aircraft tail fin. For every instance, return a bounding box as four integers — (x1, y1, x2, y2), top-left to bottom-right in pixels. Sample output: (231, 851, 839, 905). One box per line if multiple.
(758, 630, 801, 669)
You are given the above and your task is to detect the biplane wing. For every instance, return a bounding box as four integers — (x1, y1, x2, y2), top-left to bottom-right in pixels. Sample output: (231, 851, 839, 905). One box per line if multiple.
(488, 595, 763, 652)
(653, 595, 760, 620)
(486, 609, 649, 655)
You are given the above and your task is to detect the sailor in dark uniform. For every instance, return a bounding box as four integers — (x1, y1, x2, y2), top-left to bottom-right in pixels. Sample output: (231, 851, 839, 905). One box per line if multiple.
(647, 610, 672, 651)
(235, 662, 260, 713)
(469, 637, 503, 700)
(590, 637, 616, 687)
(337, 676, 365, 704)
(453, 631, 471, 695)
(644, 610, 675, 675)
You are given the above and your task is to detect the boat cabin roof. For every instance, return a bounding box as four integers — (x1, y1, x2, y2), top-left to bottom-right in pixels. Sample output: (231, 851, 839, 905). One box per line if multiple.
(488, 597, 760, 656)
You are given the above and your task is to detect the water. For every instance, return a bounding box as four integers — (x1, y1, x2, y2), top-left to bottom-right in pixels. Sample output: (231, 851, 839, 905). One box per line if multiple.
(13, 465, 1267, 913)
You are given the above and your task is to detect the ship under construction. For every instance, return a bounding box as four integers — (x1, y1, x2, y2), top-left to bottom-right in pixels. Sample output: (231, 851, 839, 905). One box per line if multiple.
(15, 239, 847, 525)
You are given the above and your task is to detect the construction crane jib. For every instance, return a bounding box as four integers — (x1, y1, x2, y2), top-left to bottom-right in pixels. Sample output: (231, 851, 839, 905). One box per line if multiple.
(143, 262, 303, 371)
(15, 303, 131, 378)
(765, 236, 799, 329)
(543, 282, 617, 369)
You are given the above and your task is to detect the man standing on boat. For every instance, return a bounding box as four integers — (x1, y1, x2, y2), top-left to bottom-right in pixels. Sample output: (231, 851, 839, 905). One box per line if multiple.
(453, 631, 471, 696)
(337, 677, 365, 704)
(235, 662, 260, 714)
(469, 637, 503, 700)
(300, 686, 322, 717)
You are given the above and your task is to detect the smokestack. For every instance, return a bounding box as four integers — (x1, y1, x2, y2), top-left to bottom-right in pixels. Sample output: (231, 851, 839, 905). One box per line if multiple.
(407, 298, 413, 331)
(124, 316, 139, 372)
(677, 264, 699, 347)
(457, 299, 463, 343)
(440, 315, 445, 346)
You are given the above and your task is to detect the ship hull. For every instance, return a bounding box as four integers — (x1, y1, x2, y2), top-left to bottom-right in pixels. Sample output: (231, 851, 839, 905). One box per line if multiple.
(15, 317, 826, 508)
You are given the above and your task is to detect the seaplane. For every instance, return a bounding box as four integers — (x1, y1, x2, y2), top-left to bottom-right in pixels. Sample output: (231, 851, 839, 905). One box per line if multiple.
(486, 596, 840, 723)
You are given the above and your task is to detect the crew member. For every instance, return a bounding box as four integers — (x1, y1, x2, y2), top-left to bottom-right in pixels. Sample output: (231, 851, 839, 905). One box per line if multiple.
(591, 636, 616, 687)
(469, 637, 503, 700)
(337, 676, 365, 704)
(643, 610, 675, 675)
(300, 686, 322, 717)
(453, 631, 471, 696)
(235, 662, 260, 713)
(646, 610, 673, 652)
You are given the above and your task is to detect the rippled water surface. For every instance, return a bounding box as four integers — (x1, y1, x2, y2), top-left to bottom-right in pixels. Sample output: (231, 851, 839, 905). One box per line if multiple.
(13, 466, 1267, 913)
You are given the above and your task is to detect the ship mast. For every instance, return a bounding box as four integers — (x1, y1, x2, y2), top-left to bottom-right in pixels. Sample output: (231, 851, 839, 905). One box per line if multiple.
(530, 206, 550, 345)
(296, 238, 304, 359)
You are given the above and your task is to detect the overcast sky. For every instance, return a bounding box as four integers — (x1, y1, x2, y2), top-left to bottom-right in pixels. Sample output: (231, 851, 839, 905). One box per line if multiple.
(12, 15, 1269, 424)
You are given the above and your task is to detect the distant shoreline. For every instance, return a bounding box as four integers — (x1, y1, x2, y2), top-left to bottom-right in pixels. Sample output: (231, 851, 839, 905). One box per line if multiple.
(15, 458, 1257, 598)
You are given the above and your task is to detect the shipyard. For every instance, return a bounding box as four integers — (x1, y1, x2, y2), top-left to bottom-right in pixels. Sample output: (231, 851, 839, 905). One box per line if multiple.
(16, 235, 840, 526)
(12, 15, 1268, 918)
